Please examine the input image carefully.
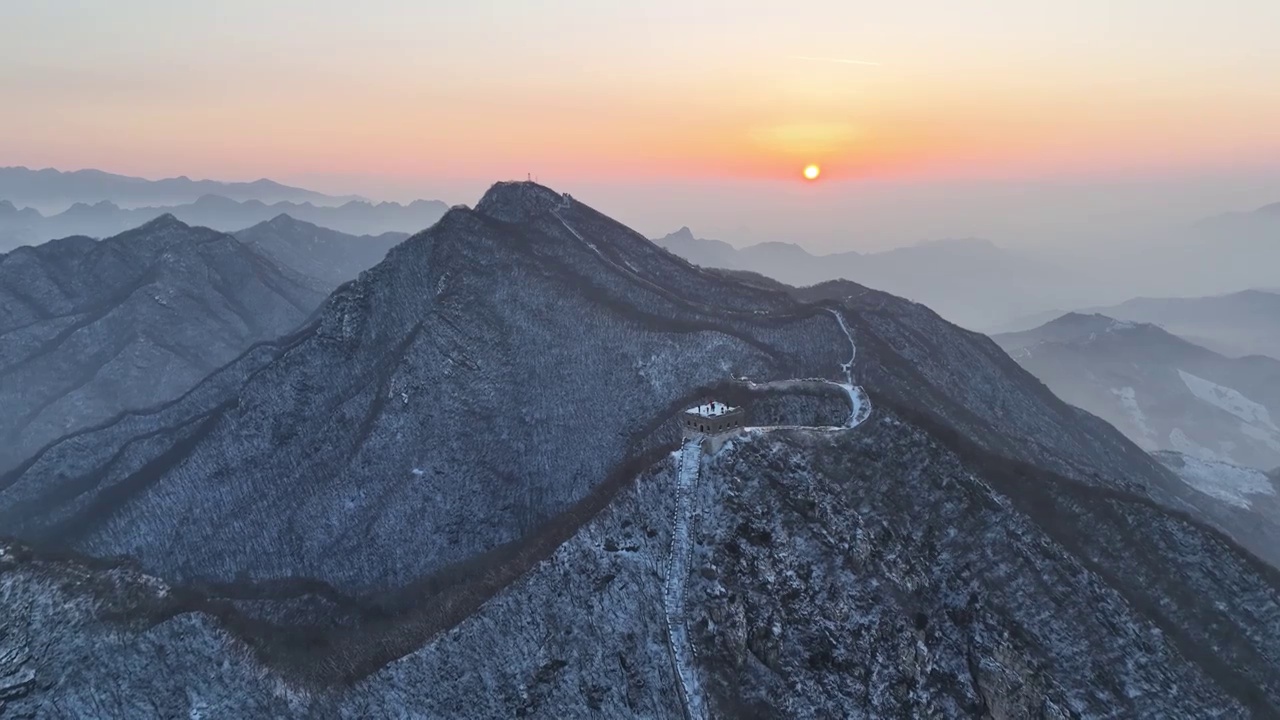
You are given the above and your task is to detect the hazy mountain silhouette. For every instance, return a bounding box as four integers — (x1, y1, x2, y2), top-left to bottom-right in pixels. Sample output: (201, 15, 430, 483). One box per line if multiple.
(233, 214, 409, 288)
(996, 313, 1280, 470)
(1086, 290, 1280, 360)
(0, 215, 326, 472)
(656, 227, 1091, 329)
(993, 289, 1280, 360)
(0, 166, 361, 213)
(0, 194, 448, 250)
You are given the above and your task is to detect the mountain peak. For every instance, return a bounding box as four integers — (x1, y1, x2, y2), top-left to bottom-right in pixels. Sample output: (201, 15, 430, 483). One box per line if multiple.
(475, 181, 563, 223)
(139, 213, 188, 231)
(267, 212, 304, 229)
(668, 226, 696, 241)
(1045, 312, 1146, 333)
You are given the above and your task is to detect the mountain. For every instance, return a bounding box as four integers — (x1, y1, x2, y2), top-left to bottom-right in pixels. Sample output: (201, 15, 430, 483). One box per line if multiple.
(654, 228, 1089, 329)
(1143, 204, 1280, 298)
(0, 166, 360, 213)
(233, 214, 409, 288)
(3, 183, 1280, 716)
(1154, 450, 1280, 569)
(0, 195, 449, 250)
(1084, 290, 1280, 360)
(995, 313, 1280, 469)
(0, 215, 327, 472)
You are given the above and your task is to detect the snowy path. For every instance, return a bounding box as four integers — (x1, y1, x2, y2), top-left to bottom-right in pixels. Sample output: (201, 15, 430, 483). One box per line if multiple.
(551, 195, 640, 273)
(739, 310, 872, 432)
(660, 311, 868, 719)
(827, 308, 872, 429)
(665, 440, 708, 720)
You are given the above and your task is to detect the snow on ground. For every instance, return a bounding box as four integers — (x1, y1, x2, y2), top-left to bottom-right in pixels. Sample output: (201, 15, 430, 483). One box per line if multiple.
(685, 401, 736, 418)
(1111, 387, 1155, 444)
(1178, 369, 1276, 429)
(827, 309, 871, 429)
(665, 441, 708, 720)
(1168, 454, 1276, 509)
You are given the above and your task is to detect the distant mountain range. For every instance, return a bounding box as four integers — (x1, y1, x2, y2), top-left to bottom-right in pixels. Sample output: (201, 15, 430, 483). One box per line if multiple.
(1086, 290, 1280, 360)
(655, 227, 1094, 329)
(0, 166, 361, 213)
(233, 214, 409, 289)
(995, 289, 1280, 360)
(0, 194, 448, 250)
(0, 215, 326, 472)
(996, 313, 1280, 470)
(657, 200, 1280, 332)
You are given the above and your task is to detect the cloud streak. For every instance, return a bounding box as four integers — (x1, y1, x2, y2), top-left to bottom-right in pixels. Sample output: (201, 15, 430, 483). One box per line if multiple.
(790, 55, 881, 66)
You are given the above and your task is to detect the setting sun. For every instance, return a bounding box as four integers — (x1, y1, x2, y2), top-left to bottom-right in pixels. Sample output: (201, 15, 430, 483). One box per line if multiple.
(803, 164, 821, 181)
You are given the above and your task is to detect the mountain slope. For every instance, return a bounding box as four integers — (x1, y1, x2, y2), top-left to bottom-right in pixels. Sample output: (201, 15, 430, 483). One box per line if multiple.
(1154, 450, 1280, 569)
(0, 165, 358, 212)
(0, 184, 844, 593)
(6, 401, 1280, 717)
(233, 214, 408, 288)
(654, 228, 1087, 329)
(995, 313, 1280, 470)
(0, 216, 327, 471)
(4, 183, 1280, 716)
(0, 184, 1178, 594)
(1087, 290, 1280, 360)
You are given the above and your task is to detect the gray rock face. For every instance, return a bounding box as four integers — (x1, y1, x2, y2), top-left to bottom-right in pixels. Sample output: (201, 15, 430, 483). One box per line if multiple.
(0, 216, 327, 472)
(995, 312, 1280, 470)
(233, 214, 408, 289)
(3, 182, 1277, 717)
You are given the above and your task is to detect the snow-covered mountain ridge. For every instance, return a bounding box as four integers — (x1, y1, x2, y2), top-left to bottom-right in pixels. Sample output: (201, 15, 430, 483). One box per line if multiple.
(4, 183, 1280, 716)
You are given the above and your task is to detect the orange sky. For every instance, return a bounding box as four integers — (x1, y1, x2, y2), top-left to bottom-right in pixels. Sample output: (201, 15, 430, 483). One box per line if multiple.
(3, 0, 1280, 245)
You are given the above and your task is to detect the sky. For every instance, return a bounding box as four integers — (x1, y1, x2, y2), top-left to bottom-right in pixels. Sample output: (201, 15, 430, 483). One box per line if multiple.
(4, 0, 1280, 250)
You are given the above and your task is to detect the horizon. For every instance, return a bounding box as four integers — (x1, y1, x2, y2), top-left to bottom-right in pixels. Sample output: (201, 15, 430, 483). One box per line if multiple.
(6, 162, 1280, 255)
(5, 1, 1280, 251)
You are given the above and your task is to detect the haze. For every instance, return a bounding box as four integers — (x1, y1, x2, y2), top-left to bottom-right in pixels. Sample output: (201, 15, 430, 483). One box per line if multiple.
(5, 0, 1280, 249)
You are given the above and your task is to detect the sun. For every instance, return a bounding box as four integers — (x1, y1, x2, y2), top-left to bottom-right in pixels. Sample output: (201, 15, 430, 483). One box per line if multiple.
(803, 164, 821, 181)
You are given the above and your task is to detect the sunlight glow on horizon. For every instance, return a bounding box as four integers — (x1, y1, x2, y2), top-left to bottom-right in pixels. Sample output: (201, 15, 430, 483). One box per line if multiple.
(2, 0, 1279, 193)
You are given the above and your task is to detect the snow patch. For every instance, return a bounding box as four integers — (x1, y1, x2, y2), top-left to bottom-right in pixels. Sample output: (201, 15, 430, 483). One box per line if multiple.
(1168, 454, 1275, 509)
(1111, 387, 1155, 442)
(1178, 369, 1276, 429)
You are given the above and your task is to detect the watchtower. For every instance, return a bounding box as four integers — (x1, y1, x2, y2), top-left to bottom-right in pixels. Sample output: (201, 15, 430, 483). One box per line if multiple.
(681, 399, 745, 438)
